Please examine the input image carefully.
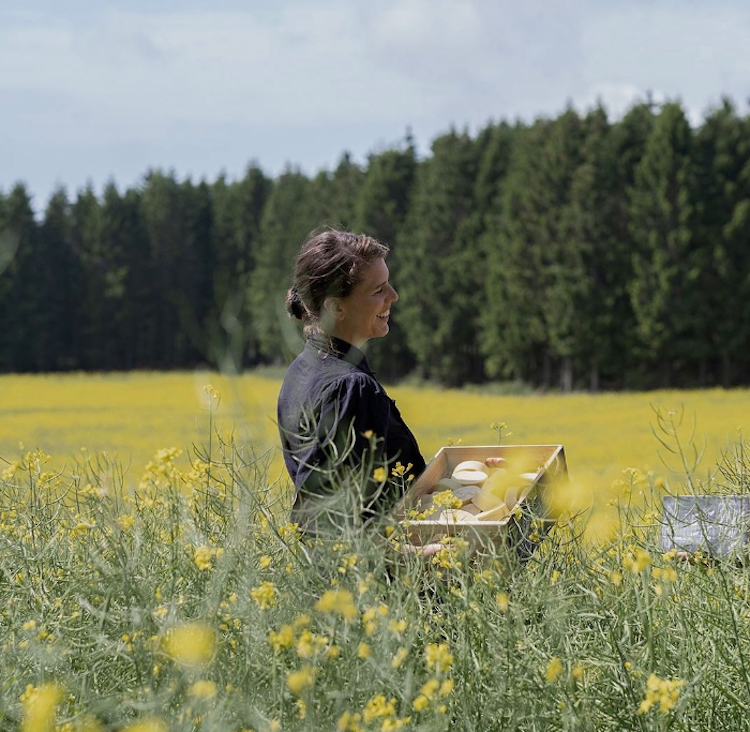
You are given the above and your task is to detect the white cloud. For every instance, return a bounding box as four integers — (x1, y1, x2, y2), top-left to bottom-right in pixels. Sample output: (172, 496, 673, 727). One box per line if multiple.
(1, 0, 749, 204)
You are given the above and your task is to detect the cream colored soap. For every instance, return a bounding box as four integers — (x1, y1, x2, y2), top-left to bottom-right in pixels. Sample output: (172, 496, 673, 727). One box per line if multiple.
(452, 469, 488, 485)
(470, 490, 503, 512)
(452, 460, 486, 474)
(431, 477, 463, 493)
(437, 509, 478, 524)
(477, 503, 511, 521)
(520, 472, 538, 482)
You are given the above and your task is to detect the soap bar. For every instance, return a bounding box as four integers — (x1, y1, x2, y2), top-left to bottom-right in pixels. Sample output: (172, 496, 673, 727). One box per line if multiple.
(471, 490, 503, 512)
(476, 503, 511, 521)
(452, 469, 488, 486)
(437, 509, 478, 524)
(453, 460, 486, 473)
(453, 484, 480, 505)
(485, 457, 508, 468)
(431, 477, 463, 493)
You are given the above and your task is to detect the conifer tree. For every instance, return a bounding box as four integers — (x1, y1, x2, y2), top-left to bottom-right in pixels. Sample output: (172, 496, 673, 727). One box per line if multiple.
(249, 170, 317, 362)
(481, 121, 553, 384)
(398, 130, 481, 385)
(628, 102, 700, 385)
(353, 140, 417, 380)
(0, 184, 38, 371)
(694, 100, 750, 385)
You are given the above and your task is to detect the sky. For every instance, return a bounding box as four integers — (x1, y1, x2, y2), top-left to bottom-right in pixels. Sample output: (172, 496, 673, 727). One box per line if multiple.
(1, 0, 749, 211)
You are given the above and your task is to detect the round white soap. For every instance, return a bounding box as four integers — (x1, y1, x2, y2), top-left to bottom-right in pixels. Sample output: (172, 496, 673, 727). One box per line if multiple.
(431, 477, 463, 493)
(452, 460, 486, 474)
(437, 509, 478, 524)
(452, 469, 488, 486)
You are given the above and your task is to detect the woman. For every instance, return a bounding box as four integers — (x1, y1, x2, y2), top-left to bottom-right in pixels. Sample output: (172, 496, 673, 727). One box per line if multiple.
(277, 229, 426, 537)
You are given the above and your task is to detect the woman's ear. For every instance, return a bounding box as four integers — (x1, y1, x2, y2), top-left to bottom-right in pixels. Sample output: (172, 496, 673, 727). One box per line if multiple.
(323, 296, 346, 322)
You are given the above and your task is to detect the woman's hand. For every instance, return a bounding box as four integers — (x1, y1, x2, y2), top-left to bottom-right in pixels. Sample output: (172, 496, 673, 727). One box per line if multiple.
(400, 542, 445, 558)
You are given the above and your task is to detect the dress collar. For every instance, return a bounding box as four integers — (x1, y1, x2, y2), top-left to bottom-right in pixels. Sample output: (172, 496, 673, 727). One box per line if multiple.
(308, 335, 374, 375)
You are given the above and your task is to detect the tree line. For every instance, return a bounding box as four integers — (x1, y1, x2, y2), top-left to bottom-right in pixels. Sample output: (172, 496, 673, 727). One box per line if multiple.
(1, 98, 750, 390)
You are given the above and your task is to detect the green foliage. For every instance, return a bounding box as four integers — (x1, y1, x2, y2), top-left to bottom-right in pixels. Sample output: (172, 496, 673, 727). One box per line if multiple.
(4, 428, 750, 730)
(3, 100, 750, 388)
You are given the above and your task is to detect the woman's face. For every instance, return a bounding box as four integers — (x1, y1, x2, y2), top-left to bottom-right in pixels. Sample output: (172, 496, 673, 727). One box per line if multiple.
(330, 258, 398, 348)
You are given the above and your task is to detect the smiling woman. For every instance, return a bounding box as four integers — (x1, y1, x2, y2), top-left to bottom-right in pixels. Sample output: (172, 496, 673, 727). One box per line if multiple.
(277, 229, 426, 537)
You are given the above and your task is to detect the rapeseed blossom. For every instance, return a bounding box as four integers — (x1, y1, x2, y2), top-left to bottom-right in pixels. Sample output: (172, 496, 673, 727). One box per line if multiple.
(315, 589, 357, 621)
(623, 548, 652, 574)
(189, 680, 217, 700)
(163, 622, 216, 670)
(193, 544, 223, 571)
(120, 719, 169, 732)
(250, 581, 277, 610)
(268, 624, 295, 652)
(545, 657, 563, 683)
(425, 643, 454, 673)
(20, 682, 63, 732)
(287, 665, 316, 695)
(638, 674, 685, 714)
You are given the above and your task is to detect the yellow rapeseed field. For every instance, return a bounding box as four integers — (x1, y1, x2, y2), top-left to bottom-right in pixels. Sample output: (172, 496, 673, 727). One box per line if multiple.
(1, 372, 747, 493)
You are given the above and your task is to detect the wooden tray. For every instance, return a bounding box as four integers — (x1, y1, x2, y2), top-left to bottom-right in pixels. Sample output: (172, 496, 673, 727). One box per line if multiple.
(394, 444, 568, 555)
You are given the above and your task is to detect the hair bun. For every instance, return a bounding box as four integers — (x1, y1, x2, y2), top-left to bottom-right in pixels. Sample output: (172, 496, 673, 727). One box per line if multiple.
(286, 287, 305, 320)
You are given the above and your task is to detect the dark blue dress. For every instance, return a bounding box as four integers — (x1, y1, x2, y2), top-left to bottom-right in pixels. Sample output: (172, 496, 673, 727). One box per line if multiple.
(277, 336, 425, 533)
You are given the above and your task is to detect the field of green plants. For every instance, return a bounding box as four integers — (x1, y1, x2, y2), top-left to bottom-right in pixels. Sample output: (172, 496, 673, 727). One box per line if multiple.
(2, 376, 750, 730)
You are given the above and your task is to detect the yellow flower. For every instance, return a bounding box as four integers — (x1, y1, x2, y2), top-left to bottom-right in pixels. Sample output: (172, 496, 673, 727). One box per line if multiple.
(287, 665, 316, 695)
(162, 622, 216, 670)
(420, 678, 440, 699)
(652, 567, 678, 583)
(193, 544, 223, 571)
(433, 490, 462, 509)
(119, 719, 169, 732)
(189, 680, 217, 700)
(412, 695, 429, 712)
(21, 682, 63, 732)
(315, 589, 357, 621)
(439, 679, 454, 697)
(638, 673, 685, 714)
(116, 514, 135, 531)
(623, 548, 651, 574)
(495, 592, 509, 612)
(23, 620, 37, 631)
(373, 467, 387, 482)
(388, 618, 407, 634)
(425, 643, 454, 674)
(545, 657, 563, 683)
(337, 711, 363, 731)
(391, 647, 409, 668)
(610, 571, 623, 586)
(268, 624, 295, 652)
(250, 581, 277, 610)
(259, 555, 272, 569)
(357, 642, 372, 659)
(296, 699, 307, 719)
(363, 694, 397, 723)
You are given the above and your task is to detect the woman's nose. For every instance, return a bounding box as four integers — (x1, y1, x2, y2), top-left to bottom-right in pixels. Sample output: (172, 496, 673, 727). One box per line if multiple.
(389, 284, 399, 303)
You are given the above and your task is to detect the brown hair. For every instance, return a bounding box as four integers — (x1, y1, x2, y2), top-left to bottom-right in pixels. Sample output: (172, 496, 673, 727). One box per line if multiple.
(286, 229, 390, 339)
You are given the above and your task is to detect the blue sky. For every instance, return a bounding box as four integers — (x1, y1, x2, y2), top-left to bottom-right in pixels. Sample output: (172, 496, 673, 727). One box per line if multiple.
(2, 0, 749, 210)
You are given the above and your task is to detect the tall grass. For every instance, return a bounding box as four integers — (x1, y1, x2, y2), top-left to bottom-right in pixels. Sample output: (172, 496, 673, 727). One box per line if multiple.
(2, 405, 750, 731)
